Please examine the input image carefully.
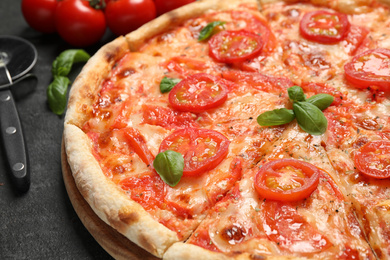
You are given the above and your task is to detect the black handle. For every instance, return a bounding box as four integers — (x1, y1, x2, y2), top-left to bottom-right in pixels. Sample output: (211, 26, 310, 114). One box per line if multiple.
(0, 89, 30, 193)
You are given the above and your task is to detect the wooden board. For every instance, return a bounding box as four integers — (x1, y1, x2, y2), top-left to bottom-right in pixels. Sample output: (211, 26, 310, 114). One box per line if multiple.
(61, 140, 159, 260)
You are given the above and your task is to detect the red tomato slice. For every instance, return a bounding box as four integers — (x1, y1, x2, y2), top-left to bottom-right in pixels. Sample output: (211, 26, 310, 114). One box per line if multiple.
(168, 73, 229, 113)
(164, 56, 210, 77)
(262, 202, 331, 252)
(254, 159, 320, 202)
(300, 10, 350, 44)
(142, 105, 199, 129)
(119, 173, 165, 211)
(118, 127, 155, 168)
(344, 48, 390, 91)
(208, 30, 264, 63)
(354, 140, 390, 179)
(159, 128, 230, 177)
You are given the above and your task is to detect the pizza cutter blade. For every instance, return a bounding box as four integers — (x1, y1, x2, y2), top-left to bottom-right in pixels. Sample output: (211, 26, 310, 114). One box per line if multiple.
(0, 35, 37, 193)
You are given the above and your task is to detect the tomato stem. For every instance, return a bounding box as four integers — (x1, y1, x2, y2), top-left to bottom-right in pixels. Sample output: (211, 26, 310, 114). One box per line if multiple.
(88, 0, 105, 9)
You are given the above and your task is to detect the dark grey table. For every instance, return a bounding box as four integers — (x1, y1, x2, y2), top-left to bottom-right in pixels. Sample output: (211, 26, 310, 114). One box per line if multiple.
(0, 1, 116, 259)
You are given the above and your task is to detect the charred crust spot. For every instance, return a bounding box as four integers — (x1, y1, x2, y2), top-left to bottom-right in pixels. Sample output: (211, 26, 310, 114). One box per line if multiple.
(250, 254, 266, 260)
(137, 232, 158, 255)
(119, 211, 139, 225)
(104, 50, 117, 63)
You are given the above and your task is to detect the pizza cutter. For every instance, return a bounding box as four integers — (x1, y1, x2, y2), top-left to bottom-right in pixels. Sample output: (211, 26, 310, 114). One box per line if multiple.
(0, 35, 37, 193)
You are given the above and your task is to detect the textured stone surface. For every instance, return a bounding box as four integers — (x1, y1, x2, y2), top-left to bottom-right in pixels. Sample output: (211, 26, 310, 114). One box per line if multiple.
(0, 0, 116, 259)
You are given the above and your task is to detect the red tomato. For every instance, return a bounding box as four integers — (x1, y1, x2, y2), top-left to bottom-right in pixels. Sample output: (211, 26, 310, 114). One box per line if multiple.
(159, 128, 230, 177)
(230, 11, 276, 53)
(208, 30, 264, 63)
(254, 159, 320, 202)
(119, 173, 165, 210)
(119, 127, 155, 167)
(155, 0, 195, 16)
(142, 105, 199, 129)
(105, 0, 156, 36)
(21, 0, 57, 33)
(262, 202, 331, 252)
(169, 73, 229, 113)
(354, 140, 390, 179)
(344, 48, 390, 91)
(343, 25, 370, 55)
(55, 0, 106, 47)
(300, 10, 350, 44)
(222, 70, 294, 95)
(164, 56, 210, 77)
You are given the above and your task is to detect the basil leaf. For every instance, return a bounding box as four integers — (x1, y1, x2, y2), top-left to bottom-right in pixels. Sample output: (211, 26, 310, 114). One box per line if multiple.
(306, 94, 334, 111)
(160, 77, 181, 93)
(153, 150, 184, 187)
(288, 86, 306, 102)
(293, 101, 328, 135)
(257, 108, 295, 126)
(52, 49, 90, 77)
(198, 21, 226, 41)
(47, 76, 70, 115)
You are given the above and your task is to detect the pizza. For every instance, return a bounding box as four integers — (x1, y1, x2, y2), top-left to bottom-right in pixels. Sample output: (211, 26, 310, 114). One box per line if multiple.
(62, 0, 390, 259)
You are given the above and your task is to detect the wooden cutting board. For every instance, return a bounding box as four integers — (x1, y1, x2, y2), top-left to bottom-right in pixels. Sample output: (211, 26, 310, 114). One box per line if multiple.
(61, 141, 158, 260)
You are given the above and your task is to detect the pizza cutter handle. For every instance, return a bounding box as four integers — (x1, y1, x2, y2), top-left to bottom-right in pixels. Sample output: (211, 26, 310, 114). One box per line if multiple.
(0, 89, 30, 193)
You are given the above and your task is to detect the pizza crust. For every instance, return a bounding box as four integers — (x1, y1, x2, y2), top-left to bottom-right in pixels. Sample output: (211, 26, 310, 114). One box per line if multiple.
(64, 36, 130, 128)
(64, 123, 178, 257)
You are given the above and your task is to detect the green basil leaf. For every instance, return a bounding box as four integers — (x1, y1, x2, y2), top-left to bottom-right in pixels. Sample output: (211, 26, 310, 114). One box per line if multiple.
(257, 108, 295, 126)
(288, 86, 306, 102)
(52, 49, 90, 77)
(306, 94, 334, 111)
(293, 101, 328, 135)
(198, 21, 226, 41)
(47, 76, 70, 115)
(153, 150, 184, 187)
(160, 77, 181, 93)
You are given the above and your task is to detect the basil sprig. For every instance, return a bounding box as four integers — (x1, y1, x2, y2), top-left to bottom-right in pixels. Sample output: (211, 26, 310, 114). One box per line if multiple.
(198, 21, 226, 41)
(153, 150, 184, 187)
(160, 77, 181, 93)
(257, 86, 334, 135)
(47, 49, 90, 115)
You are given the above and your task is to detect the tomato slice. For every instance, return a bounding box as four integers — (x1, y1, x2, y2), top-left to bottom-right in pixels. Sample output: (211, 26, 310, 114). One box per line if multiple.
(254, 159, 320, 202)
(344, 48, 390, 91)
(118, 127, 155, 168)
(119, 173, 165, 211)
(168, 73, 229, 113)
(299, 10, 350, 44)
(159, 128, 230, 177)
(208, 30, 264, 63)
(354, 140, 390, 179)
(142, 105, 199, 129)
(262, 202, 331, 252)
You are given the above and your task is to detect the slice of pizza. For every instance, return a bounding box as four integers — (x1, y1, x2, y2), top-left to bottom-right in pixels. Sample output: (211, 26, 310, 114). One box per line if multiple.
(164, 123, 375, 259)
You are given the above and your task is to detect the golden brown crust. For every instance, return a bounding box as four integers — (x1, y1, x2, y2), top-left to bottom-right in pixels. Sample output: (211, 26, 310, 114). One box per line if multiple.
(125, 0, 259, 51)
(64, 36, 130, 128)
(63, 124, 178, 257)
(163, 243, 307, 260)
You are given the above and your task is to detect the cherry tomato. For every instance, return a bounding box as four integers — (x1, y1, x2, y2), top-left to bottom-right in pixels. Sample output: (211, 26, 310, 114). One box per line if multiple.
(119, 127, 155, 167)
(354, 140, 390, 179)
(208, 30, 264, 63)
(142, 105, 199, 129)
(262, 202, 331, 252)
(155, 0, 195, 16)
(119, 173, 165, 210)
(300, 10, 350, 44)
(55, 0, 106, 47)
(254, 159, 320, 202)
(21, 0, 57, 33)
(344, 48, 390, 91)
(169, 73, 229, 113)
(159, 128, 230, 177)
(105, 0, 156, 36)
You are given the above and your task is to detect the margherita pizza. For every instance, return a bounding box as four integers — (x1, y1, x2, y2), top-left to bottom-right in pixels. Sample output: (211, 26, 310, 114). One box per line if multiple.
(62, 0, 390, 259)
